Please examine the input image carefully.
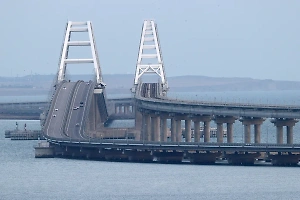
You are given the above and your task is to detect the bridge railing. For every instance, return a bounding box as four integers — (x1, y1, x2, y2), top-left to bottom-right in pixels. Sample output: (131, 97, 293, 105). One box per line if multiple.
(45, 137, 300, 149)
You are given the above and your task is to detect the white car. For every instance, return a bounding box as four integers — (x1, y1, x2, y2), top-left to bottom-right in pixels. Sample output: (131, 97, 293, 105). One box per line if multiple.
(55, 108, 58, 111)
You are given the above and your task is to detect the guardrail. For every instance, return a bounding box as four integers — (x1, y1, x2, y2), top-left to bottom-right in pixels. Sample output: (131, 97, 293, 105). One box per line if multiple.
(45, 137, 300, 152)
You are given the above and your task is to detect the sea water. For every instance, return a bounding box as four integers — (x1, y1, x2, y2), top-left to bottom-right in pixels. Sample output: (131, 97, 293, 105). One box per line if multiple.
(1, 91, 300, 199)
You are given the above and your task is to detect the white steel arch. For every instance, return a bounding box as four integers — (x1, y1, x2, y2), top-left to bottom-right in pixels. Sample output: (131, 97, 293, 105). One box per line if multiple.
(57, 21, 105, 88)
(134, 20, 168, 92)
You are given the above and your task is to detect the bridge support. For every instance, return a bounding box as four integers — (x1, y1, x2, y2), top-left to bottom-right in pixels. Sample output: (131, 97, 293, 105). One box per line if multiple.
(152, 115, 160, 142)
(57, 21, 105, 88)
(268, 153, 300, 166)
(193, 120, 200, 142)
(133, 20, 168, 94)
(271, 118, 298, 144)
(171, 118, 176, 142)
(225, 152, 261, 165)
(176, 119, 182, 142)
(240, 117, 264, 144)
(214, 116, 236, 143)
(195, 115, 212, 143)
(144, 114, 151, 141)
(161, 117, 168, 142)
(185, 119, 192, 142)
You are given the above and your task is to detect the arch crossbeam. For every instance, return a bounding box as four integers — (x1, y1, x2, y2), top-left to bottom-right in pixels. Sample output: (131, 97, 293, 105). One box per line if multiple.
(134, 20, 168, 92)
(57, 21, 105, 88)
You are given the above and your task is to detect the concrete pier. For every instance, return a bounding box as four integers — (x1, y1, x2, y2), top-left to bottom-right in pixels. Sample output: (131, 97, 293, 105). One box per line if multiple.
(215, 116, 236, 143)
(227, 123, 233, 143)
(145, 114, 151, 141)
(193, 120, 200, 142)
(171, 118, 176, 142)
(188, 152, 221, 164)
(161, 117, 168, 142)
(225, 152, 261, 165)
(185, 119, 191, 142)
(240, 117, 264, 144)
(271, 118, 298, 144)
(154, 151, 184, 163)
(268, 153, 300, 166)
(35, 142, 54, 158)
(176, 119, 182, 142)
(152, 115, 160, 142)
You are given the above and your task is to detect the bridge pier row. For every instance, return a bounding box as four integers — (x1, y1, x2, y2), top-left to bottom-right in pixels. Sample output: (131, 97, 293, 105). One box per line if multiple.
(161, 117, 168, 142)
(271, 118, 298, 144)
(214, 116, 236, 143)
(185, 119, 192, 142)
(240, 117, 264, 144)
(193, 120, 200, 142)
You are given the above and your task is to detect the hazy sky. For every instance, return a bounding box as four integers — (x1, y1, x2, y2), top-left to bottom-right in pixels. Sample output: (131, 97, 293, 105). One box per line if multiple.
(0, 0, 300, 81)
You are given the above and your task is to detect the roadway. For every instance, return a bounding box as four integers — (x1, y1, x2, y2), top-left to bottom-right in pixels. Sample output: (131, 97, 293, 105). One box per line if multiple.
(44, 81, 78, 139)
(136, 83, 300, 119)
(44, 80, 95, 141)
(65, 81, 94, 140)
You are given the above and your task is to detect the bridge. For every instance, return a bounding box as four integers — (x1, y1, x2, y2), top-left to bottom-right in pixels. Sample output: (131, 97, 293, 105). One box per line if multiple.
(0, 98, 135, 120)
(38, 20, 300, 166)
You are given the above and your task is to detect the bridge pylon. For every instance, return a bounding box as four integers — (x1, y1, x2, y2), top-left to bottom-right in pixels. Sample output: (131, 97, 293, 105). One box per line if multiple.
(134, 20, 168, 95)
(57, 21, 105, 90)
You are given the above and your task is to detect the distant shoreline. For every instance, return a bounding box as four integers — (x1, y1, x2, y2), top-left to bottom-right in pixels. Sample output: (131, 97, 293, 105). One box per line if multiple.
(1, 74, 300, 93)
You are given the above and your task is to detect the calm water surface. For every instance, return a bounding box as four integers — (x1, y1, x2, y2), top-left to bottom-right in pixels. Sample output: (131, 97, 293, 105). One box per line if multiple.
(2, 91, 300, 199)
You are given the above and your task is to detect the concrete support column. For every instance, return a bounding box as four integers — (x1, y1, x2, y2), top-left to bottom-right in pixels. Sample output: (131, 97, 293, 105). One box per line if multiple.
(124, 105, 129, 114)
(203, 121, 210, 143)
(153, 116, 160, 142)
(244, 124, 251, 143)
(141, 114, 147, 141)
(227, 123, 233, 143)
(185, 119, 192, 142)
(276, 126, 283, 144)
(287, 126, 293, 145)
(216, 123, 223, 143)
(145, 114, 151, 141)
(254, 124, 261, 144)
(176, 119, 182, 142)
(115, 105, 118, 114)
(118, 105, 122, 114)
(161, 118, 168, 142)
(194, 120, 200, 143)
(171, 118, 176, 142)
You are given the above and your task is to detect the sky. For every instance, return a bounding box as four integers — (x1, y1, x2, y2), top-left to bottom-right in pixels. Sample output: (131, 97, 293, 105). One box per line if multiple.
(0, 0, 300, 81)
